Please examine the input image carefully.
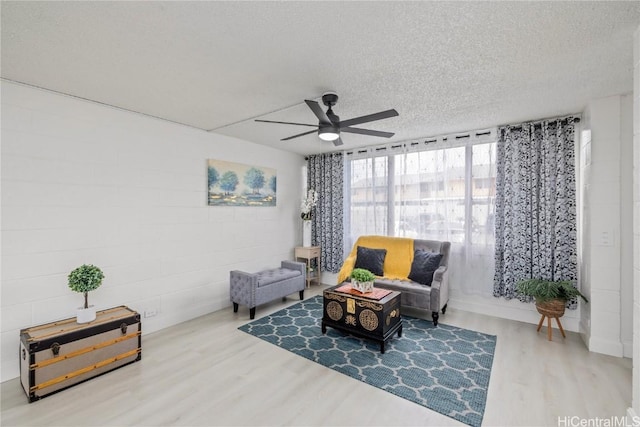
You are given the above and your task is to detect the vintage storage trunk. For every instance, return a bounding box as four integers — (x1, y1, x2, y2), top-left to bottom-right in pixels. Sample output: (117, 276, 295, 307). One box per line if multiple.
(322, 285, 402, 353)
(20, 306, 141, 402)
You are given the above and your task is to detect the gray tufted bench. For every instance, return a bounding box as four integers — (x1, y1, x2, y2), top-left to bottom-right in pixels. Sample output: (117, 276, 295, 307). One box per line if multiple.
(230, 261, 306, 319)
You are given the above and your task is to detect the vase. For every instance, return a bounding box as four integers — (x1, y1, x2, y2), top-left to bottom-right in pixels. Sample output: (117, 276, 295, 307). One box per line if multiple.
(302, 220, 312, 247)
(76, 305, 96, 324)
(351, 280, 374, 293)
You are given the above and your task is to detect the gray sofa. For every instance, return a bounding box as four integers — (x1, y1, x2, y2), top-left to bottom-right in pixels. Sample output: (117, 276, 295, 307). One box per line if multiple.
(230, 260, 306, 319)
(338, 237, 450, 326)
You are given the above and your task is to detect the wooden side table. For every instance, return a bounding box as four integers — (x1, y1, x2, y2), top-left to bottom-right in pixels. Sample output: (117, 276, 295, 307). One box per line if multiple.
(294, 246, 321, 287)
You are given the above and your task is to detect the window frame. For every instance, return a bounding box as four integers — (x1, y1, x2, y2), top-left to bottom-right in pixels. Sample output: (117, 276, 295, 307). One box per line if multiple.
(345, 131, 497, 250)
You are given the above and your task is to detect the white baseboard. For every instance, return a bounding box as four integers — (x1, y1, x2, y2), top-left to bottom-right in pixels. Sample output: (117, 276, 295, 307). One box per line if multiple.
(579, 319, 591, 349)
(321, 272, 338, 285)
(143, 301, 220, 336)
(449, 293, 581, 332)
(587, 336, 624, 357)
(623, 340, 633, 358)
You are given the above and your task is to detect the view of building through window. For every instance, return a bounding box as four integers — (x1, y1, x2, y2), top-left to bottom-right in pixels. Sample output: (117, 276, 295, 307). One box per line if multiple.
(347, 142, 496, 248)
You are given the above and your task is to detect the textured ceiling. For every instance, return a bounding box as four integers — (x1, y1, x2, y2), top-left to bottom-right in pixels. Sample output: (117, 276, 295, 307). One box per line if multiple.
(2, 1, 639, 155)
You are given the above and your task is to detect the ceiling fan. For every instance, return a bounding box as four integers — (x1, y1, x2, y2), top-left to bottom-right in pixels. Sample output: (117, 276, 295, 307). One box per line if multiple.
(255, 92, 399, 146)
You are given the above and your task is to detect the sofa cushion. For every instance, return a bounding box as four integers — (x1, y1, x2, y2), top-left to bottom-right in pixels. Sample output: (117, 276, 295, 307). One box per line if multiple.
(373, 278, 432, 308)
(408, 249, 443, 286)
(354, 246, 387, 276)
(256, 268, 301, 287)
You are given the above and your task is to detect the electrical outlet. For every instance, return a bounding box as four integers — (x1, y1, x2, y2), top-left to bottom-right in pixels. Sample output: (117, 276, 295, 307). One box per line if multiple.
(144, 309, 157, 318)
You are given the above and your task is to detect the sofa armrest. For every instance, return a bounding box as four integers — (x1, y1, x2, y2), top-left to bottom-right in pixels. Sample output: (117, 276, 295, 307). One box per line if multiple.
(230, 270, 259, 285)
(431, 265, 448, 288)
(281, 260, 306, 279)
(230, 270, 259, 307)
(429, 265, 449, 312)
(337, 254, 357, 284)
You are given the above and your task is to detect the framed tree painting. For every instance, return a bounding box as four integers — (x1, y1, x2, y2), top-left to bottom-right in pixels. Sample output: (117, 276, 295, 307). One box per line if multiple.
(207, 159, 276, 207)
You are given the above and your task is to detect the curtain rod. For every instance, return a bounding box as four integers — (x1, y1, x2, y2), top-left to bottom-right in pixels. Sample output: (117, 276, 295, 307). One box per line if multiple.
(343, 129, 495, 156)
(502, 114, 581, 130)
(312, 113, 581, 158)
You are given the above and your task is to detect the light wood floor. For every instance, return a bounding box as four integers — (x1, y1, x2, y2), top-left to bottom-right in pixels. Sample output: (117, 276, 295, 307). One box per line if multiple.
(1, 285, 632, 426)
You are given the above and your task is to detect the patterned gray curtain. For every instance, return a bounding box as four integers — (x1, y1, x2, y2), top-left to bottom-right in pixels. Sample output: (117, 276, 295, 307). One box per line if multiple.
(307, 152, 344, 273)
(493, 118, 578, 307)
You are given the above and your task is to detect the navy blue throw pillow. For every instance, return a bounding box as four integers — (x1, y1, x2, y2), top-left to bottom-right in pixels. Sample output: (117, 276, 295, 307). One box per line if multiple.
(354, 246, 387, 277)
(408, 249, 443, 286)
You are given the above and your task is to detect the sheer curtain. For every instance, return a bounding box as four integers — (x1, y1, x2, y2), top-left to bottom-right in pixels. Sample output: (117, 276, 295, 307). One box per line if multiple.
(307, 152, 344, 273)
(493, 118, 578, 307)
(344, 136, 497, 296)
(344, 155, 389, 250)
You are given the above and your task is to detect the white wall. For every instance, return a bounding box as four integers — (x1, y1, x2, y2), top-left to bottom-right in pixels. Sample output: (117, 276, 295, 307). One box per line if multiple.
(580, 111, 592, 342)
(631, 24, 640, 420)
(621, 94, 635, 357)
(0, 81, 305, 382)
(580, 93, 634, 358)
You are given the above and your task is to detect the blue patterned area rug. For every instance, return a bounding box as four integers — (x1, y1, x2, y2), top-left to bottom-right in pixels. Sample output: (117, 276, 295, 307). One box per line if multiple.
(238, 295, 496, 427)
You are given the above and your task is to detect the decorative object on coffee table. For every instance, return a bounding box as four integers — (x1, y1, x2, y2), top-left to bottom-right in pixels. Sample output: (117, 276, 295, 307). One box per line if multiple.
(350, 268, 375, 293)
(516, 278, 588, 341)
(67, 264, 104, 324)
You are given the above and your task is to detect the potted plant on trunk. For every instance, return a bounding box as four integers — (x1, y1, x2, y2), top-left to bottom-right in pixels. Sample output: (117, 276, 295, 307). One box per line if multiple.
(516, 278, 588, 340)
(68, 264, 104, 323)
(350, 268, 376, 293)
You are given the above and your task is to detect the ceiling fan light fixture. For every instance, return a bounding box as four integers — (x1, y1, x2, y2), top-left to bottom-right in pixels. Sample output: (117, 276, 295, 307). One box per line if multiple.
(256, 93, 398, 145)
(318, 124, 340, 141)
(319, 130, 340, 141)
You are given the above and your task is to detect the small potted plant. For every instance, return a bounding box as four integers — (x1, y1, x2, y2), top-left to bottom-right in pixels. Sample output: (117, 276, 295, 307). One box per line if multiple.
(350, 268, 376, 293)
(68, 264, 105, 323)
(516, 278, 588, 318)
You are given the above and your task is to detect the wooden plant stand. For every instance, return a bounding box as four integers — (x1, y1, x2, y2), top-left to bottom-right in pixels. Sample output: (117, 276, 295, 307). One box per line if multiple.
(536, 314, 566, 341)
(535, 299, 566, 341)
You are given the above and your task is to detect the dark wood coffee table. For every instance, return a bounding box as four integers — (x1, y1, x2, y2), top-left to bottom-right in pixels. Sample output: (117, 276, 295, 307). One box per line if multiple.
(322, 284, 402, 353)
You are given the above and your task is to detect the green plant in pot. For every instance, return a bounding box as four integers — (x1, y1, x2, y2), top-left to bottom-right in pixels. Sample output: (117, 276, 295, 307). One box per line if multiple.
(516, 278, 588, 319)
(350, 268, 376, 293)
(68, 264, 104, 324)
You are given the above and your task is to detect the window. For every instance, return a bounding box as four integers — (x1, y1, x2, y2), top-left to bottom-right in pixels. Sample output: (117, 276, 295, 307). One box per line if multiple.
(474, 178, 493, 189)
(347, 143, 495, 245)
(345, 139, 497, 296)
(348, 157, 389, 239)
(395, 146, 466, 242)
(471, 143, 497, 246)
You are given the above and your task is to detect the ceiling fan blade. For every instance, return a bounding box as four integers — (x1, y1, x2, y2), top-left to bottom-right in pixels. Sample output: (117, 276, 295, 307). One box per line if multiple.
(255, 119, 317, 128)
(339, 109, 399, 128)
(281, 129, 318, 141)
(333, 137, 344, 147)
(304, 100, 332, 125)
(341, 127, 395, 138)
